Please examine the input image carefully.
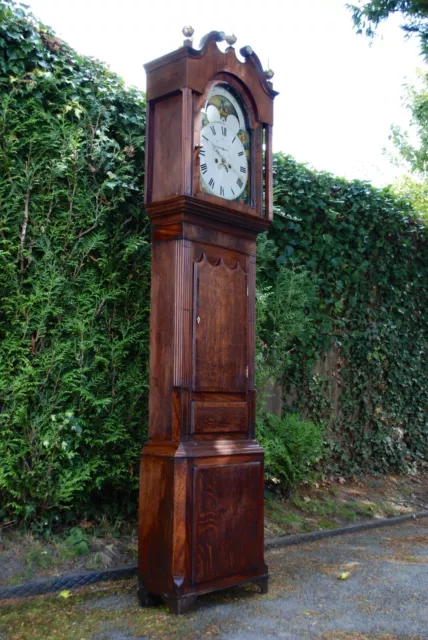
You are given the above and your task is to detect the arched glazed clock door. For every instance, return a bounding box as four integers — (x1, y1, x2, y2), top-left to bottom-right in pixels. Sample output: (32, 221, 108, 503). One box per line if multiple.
(198, 82, 252, 205)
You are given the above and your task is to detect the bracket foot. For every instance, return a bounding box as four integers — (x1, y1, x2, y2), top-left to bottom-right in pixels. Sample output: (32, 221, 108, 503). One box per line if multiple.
(165, 594, 197, 615)
(137, 584, 164, 608)
(253, 575, 269, 594)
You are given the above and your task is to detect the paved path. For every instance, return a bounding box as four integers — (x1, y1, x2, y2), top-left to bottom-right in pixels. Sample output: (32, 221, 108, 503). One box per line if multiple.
(94, 519, 428, 639)
(212, 519, 428, 640)
(2, 519, 428, 639)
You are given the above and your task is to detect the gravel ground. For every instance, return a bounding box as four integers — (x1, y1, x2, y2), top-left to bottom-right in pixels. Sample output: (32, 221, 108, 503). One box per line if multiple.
(208, 519, 428, 640)
(88, 519, 428, 639)
(1, 519, 427, 639)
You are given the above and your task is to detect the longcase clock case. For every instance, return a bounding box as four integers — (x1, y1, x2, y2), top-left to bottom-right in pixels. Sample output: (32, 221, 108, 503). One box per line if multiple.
(138, 31, 277, 614)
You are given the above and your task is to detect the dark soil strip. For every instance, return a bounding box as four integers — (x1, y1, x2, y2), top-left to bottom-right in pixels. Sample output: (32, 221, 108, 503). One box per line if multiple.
(1, 511, 427, 601)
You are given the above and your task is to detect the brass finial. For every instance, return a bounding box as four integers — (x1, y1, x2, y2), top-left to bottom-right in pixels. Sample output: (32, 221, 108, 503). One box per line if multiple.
(264, 68, 274, 79)
(225, 34, 237, 46)
(240, 45, 253, 57)
(182, 25, 194, 38)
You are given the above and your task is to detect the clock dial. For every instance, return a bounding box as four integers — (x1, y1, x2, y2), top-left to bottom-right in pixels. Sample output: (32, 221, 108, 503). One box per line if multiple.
(200, 84, 251, 203)
(199, 122, 248, 200)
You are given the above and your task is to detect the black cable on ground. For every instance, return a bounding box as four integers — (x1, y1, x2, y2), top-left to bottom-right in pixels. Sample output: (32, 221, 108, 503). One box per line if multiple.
(1, 511, 427, 601)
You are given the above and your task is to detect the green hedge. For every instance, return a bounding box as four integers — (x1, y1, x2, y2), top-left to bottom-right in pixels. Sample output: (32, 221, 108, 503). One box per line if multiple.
(261, 154, 428, 474)
(0, 0, 427, 526)
(0, 0, 150, 526)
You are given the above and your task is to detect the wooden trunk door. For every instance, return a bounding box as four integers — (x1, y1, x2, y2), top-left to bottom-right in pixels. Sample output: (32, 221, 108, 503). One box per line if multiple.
(193, 254, 247, 392)
(191, 252, 249, 438)
(192, 458, 264, 586)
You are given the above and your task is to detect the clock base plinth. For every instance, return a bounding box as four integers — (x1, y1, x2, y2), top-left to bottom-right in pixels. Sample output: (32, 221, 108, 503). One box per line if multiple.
(138, 441, 268, 615)
(137, 572, 269, 615)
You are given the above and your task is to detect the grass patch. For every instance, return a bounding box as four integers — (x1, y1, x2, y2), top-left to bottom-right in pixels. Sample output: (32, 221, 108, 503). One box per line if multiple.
(317, 519, 337, 530)
(25, 545, 55, 571)
(264, 482, 399, 538)
(0, 579, 277, 640)
(265, 499, 305, 530)
(401, 555, 423, 563)
(291, 496, 377, 522)
(0, 581, 194, 640)
(381, 503, 402, 517)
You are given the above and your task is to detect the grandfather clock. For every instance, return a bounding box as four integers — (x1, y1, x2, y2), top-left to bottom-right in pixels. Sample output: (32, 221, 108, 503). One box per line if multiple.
(138, 29, 277, 614)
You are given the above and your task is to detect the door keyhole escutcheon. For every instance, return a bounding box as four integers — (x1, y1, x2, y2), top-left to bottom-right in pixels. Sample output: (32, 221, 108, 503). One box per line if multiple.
(196, 316, 201, 325)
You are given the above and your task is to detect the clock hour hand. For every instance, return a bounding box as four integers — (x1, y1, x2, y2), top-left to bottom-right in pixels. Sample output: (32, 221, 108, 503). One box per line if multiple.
(209, 141, 230, 171)
(212, 144, 240, 178)
(211, 142, 229, 153)
(209, 141, 224, 161)
(211, 142, 232, 164)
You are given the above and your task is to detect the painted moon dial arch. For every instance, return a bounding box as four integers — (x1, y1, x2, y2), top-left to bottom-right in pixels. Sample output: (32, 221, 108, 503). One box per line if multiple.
(200, 83, 251, 203)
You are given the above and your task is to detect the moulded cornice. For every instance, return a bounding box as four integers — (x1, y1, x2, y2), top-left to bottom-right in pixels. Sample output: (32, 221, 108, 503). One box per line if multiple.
(144, 31, 277, 124)
(145, 195, 271, 234)
(141, 439, 264, 458)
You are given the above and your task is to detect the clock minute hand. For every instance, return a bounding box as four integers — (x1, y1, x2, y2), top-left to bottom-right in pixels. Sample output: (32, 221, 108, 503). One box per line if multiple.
(211, 142, 234, 169)
(211, 142, 241, 175)
(209, 141, 230, 172)
(209, 141, 226, 163)
(211, 142, 228, 153)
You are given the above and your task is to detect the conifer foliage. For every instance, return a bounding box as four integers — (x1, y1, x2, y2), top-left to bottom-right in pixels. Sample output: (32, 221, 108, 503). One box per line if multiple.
(0, 0, 149, 525)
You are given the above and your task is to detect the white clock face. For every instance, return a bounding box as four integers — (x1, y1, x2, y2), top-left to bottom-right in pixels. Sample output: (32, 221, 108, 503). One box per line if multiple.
(199, 84, 250, 203)
(199, 122, 248, 200)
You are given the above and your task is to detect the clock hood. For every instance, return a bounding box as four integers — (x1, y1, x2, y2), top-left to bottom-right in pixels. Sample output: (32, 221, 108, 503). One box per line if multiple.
(144, 30, 278, 126)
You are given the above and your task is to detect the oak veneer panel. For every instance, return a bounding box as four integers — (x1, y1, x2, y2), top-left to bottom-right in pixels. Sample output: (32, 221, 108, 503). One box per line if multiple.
(191, 401, 247, 435)
(248, 255, 256, 390)
(192, 242, 248, 271)
(184, 224, 256, 255)
(264, 125, 273, 221)
(193, 255, 247, 392)
(151, 94, 182, 202)
(173, 239, 192, 390)
(138, 456, 173, 594)
(192, 461, 262, 585)
(149, 242, 175, 440)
